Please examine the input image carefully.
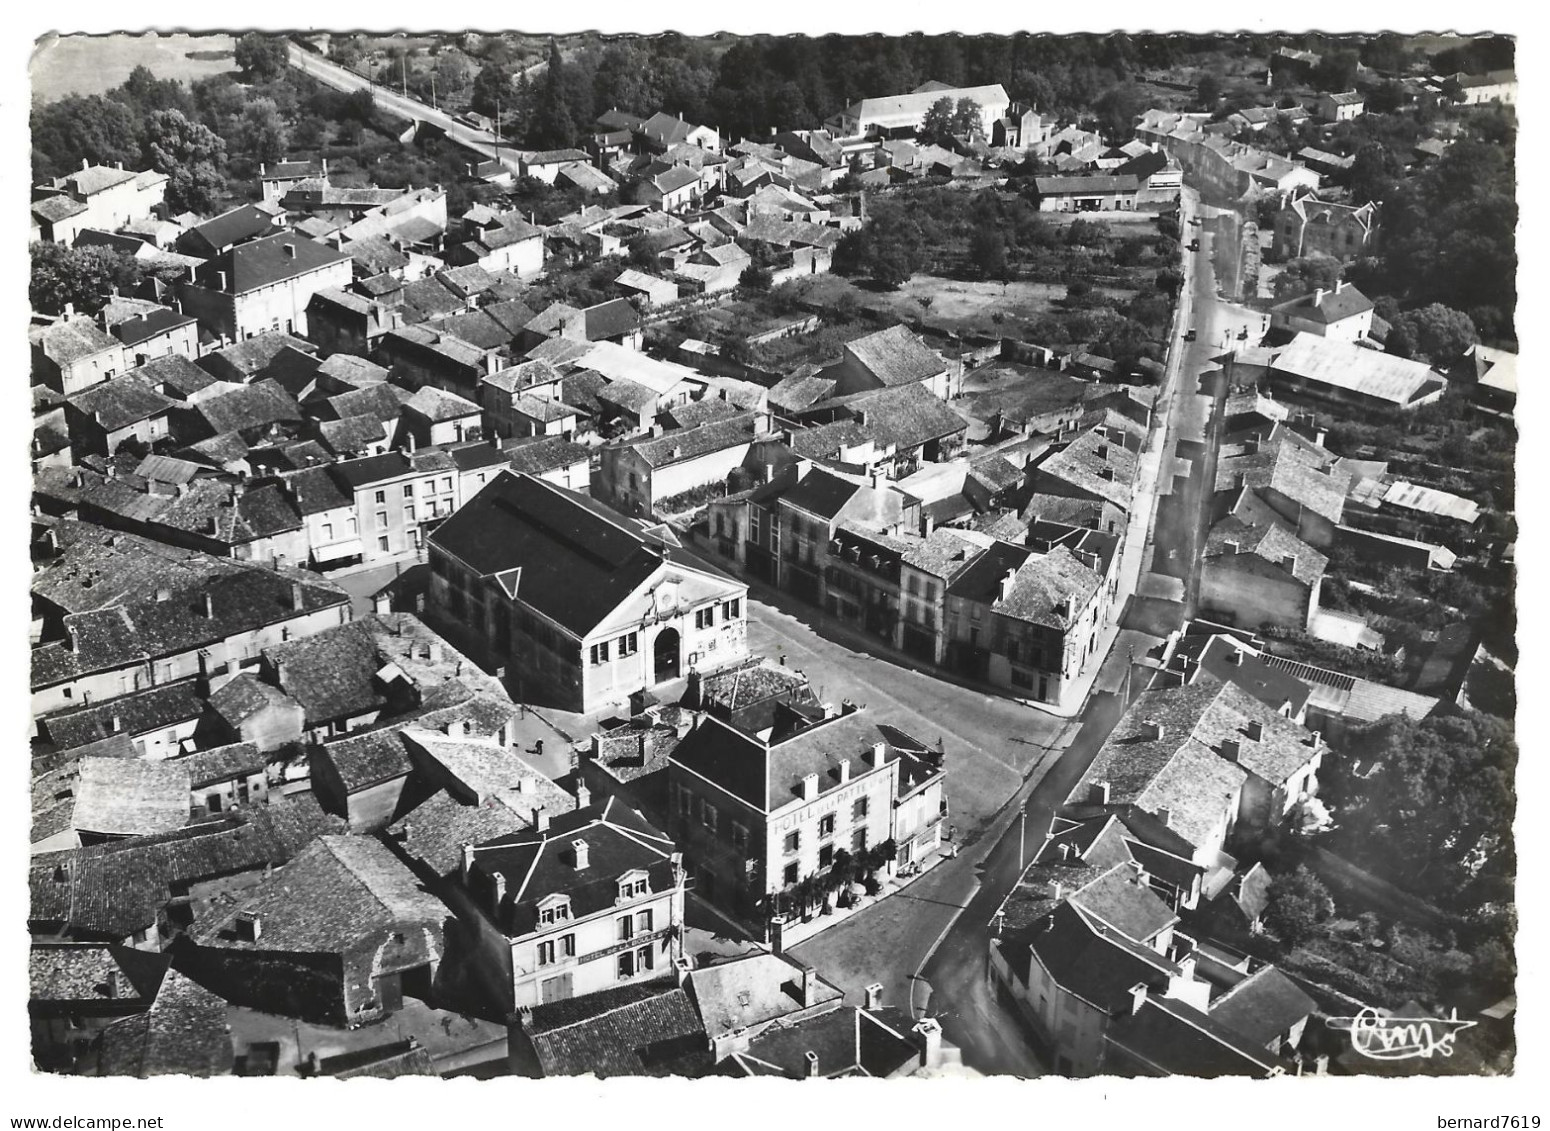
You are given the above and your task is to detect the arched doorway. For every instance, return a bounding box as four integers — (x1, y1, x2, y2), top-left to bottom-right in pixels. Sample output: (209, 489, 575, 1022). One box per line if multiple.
(653, 628, 681, 684)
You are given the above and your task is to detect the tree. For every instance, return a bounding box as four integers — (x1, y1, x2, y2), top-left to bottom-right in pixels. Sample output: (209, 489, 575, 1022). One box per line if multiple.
(435, 52, 471, 102)
(1389, 303, 1478, 365)
(1196, 71, 1222, 110)
(739, 263, 773, 292)
(969, 228, 1008, 281)
(1271, 254, 1342, 301)
(1346, 143, 1402, 206)
(1312, 49, 1360, 93)
(31, 95, 141, 183)
(1264, 865, 1335, 947)
(531, 40, 579, 149)
(920, 96, 955, 140)
(114, 64, 196, 118)
(235, 98, 291, 166)
(1092, 82, 1146, 143)
(471, 60, 512, 119)
(142, 109, 227, 213)
(951, 97, 984, 137)
(30, 242, 147, 317)
(870, 244, 914, 290)
(234, 33, 290, 83)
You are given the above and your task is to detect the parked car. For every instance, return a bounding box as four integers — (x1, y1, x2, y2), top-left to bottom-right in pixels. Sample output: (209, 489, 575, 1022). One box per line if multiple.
(1185, 328, 1197, 342)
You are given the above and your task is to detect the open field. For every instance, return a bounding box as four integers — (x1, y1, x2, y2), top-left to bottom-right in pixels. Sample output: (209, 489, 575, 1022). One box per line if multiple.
(31, 33, 237, 101)
(794, 273, 1137, 340)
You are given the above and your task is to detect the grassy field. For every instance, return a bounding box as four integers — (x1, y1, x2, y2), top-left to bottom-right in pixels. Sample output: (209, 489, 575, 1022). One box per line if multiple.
(32, 33, 236, 102)
(793, 273, 1137, 340)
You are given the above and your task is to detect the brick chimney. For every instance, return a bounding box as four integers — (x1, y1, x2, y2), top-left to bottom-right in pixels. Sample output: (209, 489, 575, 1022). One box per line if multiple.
(864, 983, 883, 1010)
(535, 806, 550, 833)
(911, 1017, 942, 1068)
(572, 838, 590, 870)
(804, 1050, 820, 1077)
(800, 964, 820, 1006)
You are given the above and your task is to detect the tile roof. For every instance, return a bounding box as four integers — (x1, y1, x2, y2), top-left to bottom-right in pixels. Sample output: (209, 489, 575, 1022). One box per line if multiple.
(626, 414, 759, 469)
(56, 756, 191, 840)
(94, 969, 233, 1077)
(1216, 435, 1347, 524)
(388, 790, 532, 877)
(30, 794, 343, 938)
(1205, 515, 1328, 587)
(317, 413, 388, 455)
(183, 203, 282, 254)
(171, 741, 269, 789)
(41, 678, 205, 751)
(208, 672, 301, 727)
(111, 306, 198, 348)
(584, 298, 643, 341)
(195, 233, 349, 294)
(31, 316, 122, 366)
(1206, 964, 1315, 1048)
(29, 942, 167, 1004)
(32, 193, 90, 223)
(785, 417, 867, 457)
(1270, 283, 1374, 324)
(286, 465, 353, 515)
(671, 709, 938, 813)
(467, 798, 679, 937)
(264, 620, 388, 726)
(68, 376, 176, 432)
(525, 981, 710, 1077)
(406, 385, 480, 423)
(837, 383, 966, 450)
(1006, 900, 1179, 1014)
(844, 325, 946, 387)
(428, 472, 739, 637)
(1106, 993, 1286, 1077)
(995, 544, 1104, 629)
(503, 436, 592, 476)
(689, 950, 844, 1036)
(1036, 426, 1139, 508)
(194, 380, 304, 436)
(1080, 681, 1321, 833)
(193, 835, 448, 954)
(1034, 174, 1141, 195)
(900, 528, 988, 582)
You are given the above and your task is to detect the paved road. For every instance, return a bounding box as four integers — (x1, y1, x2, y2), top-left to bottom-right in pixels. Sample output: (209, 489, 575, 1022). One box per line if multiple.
(287, 44, 524, 173)
(905, 188, 1227, 1075)
(747, 594, 1072, 838)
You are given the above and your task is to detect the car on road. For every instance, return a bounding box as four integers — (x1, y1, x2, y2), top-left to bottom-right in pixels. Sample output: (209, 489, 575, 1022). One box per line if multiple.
(1188, 239, 1200, 251)
(1185, 328, 1197, 342)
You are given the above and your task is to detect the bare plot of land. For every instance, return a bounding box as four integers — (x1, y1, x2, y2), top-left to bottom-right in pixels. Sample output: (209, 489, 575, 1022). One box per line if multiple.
(796, 273, 1136, 340)
(32, 33, 236, 101)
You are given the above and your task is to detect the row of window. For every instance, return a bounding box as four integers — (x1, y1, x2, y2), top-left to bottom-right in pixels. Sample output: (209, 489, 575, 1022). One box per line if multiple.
(589, 632, 639, 666)
(535, 910, 655, 970)
(373, 479, 455, 505)
(782, 798, 869, 855)
(695, 599, 742, 630)
(781, 832, 867, 886)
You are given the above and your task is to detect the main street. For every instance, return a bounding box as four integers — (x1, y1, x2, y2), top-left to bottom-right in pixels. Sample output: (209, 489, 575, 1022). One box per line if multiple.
(908, 188, 1232, 1075)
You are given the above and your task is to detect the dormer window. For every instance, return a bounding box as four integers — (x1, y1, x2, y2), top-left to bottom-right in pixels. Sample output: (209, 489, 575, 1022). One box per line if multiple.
(537, 894, 572, 926)
(618, 870, 651, 901)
